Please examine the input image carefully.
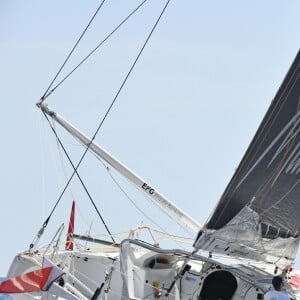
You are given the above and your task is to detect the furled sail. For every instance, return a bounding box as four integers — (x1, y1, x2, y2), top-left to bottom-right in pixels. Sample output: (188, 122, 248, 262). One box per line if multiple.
(194, 50, 300, 268)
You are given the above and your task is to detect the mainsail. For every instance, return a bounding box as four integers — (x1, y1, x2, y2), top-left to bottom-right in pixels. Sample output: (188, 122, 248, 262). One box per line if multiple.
(195, 50, 300, 268)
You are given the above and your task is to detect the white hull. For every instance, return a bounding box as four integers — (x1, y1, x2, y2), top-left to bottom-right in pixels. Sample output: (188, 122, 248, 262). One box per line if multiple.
(5, 239, 298, 300)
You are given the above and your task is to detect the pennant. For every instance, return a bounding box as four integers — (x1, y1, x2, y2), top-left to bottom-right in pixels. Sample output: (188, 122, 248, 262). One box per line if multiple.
(65, 200, 75, 250)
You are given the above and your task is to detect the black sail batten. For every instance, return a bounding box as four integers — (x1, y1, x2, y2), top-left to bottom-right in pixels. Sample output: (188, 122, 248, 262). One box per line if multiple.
(205, 49, 300, 239)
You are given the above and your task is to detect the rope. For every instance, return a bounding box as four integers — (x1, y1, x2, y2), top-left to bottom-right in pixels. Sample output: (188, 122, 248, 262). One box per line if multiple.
(42, 111, 116, 243)
(106, 165, 168, 232)
(94, 157, 193, 249)
(36, 0, 172, 247)
(87, 0, 172, 144)
(42, 0, 148, 100)
(40, 0, 107, 102)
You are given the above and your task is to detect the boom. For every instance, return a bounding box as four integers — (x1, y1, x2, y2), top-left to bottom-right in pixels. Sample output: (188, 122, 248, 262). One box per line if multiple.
(37, 102, 201, 233)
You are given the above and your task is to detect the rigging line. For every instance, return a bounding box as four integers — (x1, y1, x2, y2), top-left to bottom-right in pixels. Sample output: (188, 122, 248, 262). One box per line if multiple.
(43, 0, 148, 99)
(94, 154, 194, 240)
(103, 164, 191, 250)
(52, 120, 75, 200)
(37, 1, 171, 246)
(41, 111, 116, 243)
(106, 166, 168, 233)
(89, 0, 171, 143)
(149, 227, 194, 241)
(40, 0, 107, 102)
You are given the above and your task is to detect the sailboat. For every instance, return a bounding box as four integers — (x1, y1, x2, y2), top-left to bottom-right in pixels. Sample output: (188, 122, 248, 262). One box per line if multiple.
(2, 1, 300, 299)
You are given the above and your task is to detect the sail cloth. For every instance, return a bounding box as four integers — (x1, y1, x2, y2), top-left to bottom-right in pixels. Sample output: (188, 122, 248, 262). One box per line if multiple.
(194, 50, 300, 268)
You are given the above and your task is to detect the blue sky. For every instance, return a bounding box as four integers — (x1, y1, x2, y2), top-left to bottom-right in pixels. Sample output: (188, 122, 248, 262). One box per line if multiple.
(0, 0, 299, 275)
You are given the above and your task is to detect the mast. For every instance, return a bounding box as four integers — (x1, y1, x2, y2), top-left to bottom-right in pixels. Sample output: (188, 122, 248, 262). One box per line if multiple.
(37, 102, 201, 233)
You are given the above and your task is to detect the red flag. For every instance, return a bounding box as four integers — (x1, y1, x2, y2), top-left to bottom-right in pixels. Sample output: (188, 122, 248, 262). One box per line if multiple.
(65, 200, 75, 250)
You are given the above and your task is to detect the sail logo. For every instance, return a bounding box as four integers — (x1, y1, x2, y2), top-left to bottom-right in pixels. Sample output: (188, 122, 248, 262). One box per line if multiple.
(142, 182, 155, 195)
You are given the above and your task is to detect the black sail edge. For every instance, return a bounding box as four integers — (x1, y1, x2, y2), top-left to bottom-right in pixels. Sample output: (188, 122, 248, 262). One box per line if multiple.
(205, 50, 300, 239)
